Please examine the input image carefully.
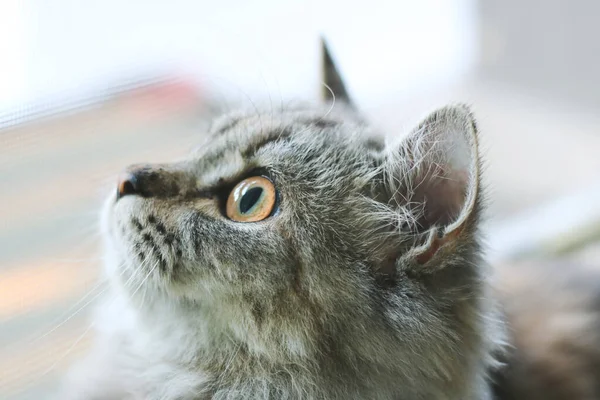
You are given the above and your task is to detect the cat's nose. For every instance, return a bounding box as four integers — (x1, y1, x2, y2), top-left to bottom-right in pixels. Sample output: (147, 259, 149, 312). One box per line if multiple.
(115, 163, 190, 200)
(116, 171, 140, 200)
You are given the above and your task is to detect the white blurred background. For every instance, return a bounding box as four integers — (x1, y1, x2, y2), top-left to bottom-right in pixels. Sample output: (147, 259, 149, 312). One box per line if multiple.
(0, 0, 476, 112)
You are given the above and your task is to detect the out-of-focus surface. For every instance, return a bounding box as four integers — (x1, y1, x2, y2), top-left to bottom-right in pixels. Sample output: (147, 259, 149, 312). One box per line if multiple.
(1, 1, 600, 399)
(0, 82, 210, 398)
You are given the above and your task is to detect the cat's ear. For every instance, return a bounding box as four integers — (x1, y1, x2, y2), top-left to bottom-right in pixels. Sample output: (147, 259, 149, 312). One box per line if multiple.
(383, 104, 480, 266)
(320, 37, 355, 108)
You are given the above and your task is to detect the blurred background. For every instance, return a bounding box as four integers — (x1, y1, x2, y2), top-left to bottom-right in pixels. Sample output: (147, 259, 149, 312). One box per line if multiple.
(1, 0, 600, 398)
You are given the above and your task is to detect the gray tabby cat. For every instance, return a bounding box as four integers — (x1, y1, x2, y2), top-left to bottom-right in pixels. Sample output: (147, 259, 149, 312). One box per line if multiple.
(61, 39, 506, 399)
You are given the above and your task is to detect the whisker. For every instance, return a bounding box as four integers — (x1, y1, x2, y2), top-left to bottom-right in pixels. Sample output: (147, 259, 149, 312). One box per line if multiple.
(26, 282, 108, 346)
(14, 262, 126, 347)
(128, 260, 160, 298)
(321, 82, 336, 118)
(43, 256, 104, 264)
(40, 259, 157, 378)
(288, 82, 337, 141)
(38, 322, 95, 379)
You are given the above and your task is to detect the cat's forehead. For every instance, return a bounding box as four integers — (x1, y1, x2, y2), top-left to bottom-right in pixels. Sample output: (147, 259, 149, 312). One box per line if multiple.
(187, 108, 378, 186)
(207, 109, 348, 145)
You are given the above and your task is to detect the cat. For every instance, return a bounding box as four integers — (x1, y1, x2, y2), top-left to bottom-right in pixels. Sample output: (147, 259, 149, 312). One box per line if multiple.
(60, 38, 508, 399)
(492, 259, 600, 399)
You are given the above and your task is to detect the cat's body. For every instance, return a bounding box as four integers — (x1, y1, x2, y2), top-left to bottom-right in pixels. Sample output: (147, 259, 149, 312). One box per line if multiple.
(60, 40, 600, 400)
(492, 259, 600, 399)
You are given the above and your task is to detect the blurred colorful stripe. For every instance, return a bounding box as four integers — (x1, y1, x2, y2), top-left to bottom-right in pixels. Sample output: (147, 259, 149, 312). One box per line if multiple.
(0, 77, 213, 399)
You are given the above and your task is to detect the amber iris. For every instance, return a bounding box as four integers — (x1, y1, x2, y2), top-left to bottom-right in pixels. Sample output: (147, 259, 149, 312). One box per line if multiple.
(226, 176, 277, 222)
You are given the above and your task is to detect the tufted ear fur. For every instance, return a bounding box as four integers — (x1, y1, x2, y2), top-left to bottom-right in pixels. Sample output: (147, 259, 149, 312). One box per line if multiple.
(383, 104, 481, 267)
(320, 37, 355, 109)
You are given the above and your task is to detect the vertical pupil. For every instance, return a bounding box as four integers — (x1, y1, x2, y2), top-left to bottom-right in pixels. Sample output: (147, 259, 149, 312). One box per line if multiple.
(239, 187, 263, 214)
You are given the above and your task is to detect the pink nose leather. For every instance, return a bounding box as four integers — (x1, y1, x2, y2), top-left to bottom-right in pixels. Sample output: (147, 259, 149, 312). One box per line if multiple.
(116, 171, 138, 199)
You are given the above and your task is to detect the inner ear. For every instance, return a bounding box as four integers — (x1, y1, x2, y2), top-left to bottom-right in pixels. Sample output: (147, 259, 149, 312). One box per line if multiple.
(411, 125, 474, 231)
(384, 104, 480, 264)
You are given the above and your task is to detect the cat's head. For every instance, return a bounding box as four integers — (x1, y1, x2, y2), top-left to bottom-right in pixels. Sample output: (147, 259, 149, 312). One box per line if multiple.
(102, 38, 486, 382)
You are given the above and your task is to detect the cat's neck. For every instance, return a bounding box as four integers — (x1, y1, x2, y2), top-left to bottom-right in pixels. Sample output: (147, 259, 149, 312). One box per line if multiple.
(100, 286, 499, 400)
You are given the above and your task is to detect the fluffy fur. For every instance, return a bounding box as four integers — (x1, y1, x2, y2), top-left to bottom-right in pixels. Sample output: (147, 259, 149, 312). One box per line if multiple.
(492, 259, 600, 399)
(59, 100, 506, 399)
(59, 40, 600, 400)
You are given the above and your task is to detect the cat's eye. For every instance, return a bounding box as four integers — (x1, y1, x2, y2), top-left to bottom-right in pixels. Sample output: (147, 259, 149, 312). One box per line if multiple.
(226, 176, 277, 222)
